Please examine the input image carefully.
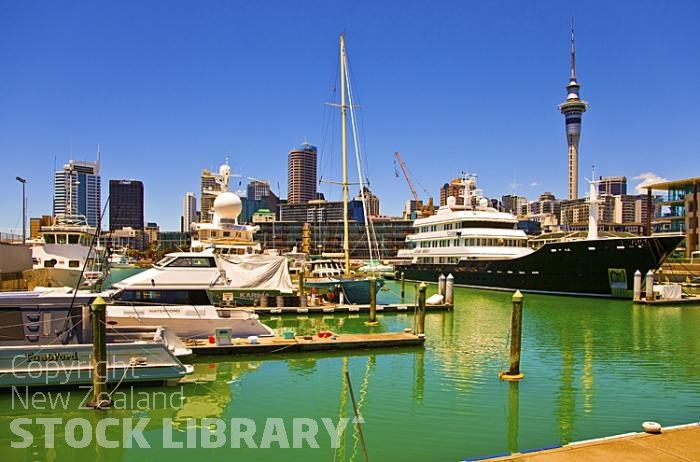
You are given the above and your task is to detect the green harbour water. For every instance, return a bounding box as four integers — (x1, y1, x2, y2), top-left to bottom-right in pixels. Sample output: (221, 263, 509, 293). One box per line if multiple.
(1, 279, 699, 461)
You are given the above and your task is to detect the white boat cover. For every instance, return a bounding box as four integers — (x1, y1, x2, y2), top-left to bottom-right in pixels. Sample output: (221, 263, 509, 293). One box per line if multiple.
(113, 254, 295, 293)
(217, 254, 295, 293)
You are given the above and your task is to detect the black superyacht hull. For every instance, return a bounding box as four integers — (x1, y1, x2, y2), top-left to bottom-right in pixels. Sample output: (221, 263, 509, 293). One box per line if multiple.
(395, 235, 684, 297)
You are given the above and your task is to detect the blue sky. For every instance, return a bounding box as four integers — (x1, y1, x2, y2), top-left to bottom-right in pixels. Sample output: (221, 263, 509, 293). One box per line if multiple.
(1, 0, 698, 233)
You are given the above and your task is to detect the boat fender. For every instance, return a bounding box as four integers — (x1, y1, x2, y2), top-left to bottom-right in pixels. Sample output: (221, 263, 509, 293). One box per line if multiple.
(642, 421, 662, 434)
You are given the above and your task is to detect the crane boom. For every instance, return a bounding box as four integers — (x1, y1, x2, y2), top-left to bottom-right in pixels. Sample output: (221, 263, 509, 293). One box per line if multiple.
(393, 151, 420, 202)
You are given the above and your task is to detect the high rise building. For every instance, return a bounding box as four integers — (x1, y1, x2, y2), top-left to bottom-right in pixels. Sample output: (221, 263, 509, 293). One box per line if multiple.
(53, 157, 101, 228)
(182, 192, 197, 232)
(287, 142, 317, 204)
(440, 178, 464, 206)
(199, 169, 218, 223)
(109, 180, 144, 231)
(598, 176, 627, 196)
(558, 23, 588, 200)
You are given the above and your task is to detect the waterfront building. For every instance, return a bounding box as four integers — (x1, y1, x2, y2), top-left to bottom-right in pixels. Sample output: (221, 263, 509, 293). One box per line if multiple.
(100, 226, 146, 251)
(599, 176, 627, 196)
(199, 169, 218, 223)
(157, 231, 190, 253)
(287, 142, 317, 205)
(255, 217, 412, 259)
(182, 192, 197, 232)
(356, 187, 380, 216)
(53, 157, 101, 228)
(558, 24, 588, 200)
(242, 179, 280, 222)
(501, 194, 527, 216)
(279, 199, 365, 223)
(109, 179, 144, 231)
(144, 222, 159, 247)
(440, 178, 464, 206)
(644, 177, 700, 257)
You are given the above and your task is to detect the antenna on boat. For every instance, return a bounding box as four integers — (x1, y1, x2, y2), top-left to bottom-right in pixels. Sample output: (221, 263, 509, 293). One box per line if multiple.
(584, 165, 601, 240)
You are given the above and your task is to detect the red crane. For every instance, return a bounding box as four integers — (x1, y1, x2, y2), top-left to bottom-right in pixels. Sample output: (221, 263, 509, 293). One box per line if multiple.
(393, 151, 434, 216)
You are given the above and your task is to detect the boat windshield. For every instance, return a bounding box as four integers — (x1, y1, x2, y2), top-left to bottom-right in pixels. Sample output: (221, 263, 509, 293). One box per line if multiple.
(155, 256, 217, 268)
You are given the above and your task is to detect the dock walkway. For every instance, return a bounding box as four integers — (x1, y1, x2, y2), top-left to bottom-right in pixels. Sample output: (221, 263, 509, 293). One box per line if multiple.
(188, 331, 425, 355)
(252, 303, 452, 315)
(466, 423, 700, 462)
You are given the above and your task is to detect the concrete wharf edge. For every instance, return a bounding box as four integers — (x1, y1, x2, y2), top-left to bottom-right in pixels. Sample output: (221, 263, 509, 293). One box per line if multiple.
(465, 423, 700, 462)
(252, 303, 452, 315)
(187, 332, 425, 355)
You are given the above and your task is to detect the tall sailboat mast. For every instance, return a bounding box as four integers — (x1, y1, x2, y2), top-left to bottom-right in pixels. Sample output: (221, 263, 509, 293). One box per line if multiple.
(340, 33, 350, 275)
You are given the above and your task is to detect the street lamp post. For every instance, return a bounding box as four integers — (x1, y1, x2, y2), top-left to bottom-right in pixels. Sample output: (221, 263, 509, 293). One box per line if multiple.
(16, 176, 27, 244)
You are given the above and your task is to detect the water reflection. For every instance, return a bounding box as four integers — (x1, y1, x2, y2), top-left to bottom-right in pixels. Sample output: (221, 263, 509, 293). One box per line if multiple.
(1, 283, 699, 461)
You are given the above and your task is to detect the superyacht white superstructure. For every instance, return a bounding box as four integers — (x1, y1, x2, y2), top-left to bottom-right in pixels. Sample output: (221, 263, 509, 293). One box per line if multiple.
(397, 173, 533, 265)
(190, 160, 261, 256)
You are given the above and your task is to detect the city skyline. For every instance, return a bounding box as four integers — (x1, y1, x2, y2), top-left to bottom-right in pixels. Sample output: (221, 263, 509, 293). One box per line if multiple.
(1, 1, 698, 233)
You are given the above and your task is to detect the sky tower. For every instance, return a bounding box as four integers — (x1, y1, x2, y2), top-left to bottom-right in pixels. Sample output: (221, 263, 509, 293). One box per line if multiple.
(558, 22, 588, 200)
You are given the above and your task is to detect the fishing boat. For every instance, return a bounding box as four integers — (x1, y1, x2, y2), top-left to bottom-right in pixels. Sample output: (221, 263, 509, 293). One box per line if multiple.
(0, 289, 193, 388)
(106, 251, 290, 338)
(303, 33, 385, 304)
(22, 213, 105, 290)
(395, 173, 683, 298)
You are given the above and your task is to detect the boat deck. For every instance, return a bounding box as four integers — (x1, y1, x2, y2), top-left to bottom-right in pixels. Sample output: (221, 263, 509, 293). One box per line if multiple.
(186, 331, 425, 355)
(464, 423, 700, 462)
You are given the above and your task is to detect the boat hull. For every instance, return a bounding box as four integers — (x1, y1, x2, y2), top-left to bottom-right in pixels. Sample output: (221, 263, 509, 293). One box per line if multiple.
(396, 235, 684, 297)
(106, 302, 276, 339)
(22, 267, 102, 290)
(0, 342, 191, 388)
(305, 277, 384, 304)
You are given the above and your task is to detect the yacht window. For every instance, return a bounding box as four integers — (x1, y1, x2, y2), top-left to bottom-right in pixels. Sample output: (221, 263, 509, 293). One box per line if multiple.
(57, 234, 67, 244)
(68, 234, 80, 244)
(44, 234, 56, 244)
(155, 256, 176, 267)
(68, 260, 80, 268)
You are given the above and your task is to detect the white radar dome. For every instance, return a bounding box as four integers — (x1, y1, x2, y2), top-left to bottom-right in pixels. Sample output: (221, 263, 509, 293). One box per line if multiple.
(219, 164, 231, 177)
(446, 196, 457, 208)
(213, 191, 242, 219)
(479, 198, 488, 208)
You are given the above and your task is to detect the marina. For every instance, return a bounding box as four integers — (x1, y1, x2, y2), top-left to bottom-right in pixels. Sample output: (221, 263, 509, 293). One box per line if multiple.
(1, 281, 698, 460)
(1, 3, 698, 460)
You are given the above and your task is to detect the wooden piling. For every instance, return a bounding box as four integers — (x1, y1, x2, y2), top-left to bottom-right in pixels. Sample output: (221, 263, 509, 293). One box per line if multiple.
(500, 290, 525, 381)
(438, 273, 446, 297)
(400, 271, 405, 299)
(89, 296, 112, 408)
(365, 277, 379, 326)
(417, 282, 426, 336)
(298, 267, 305, 296)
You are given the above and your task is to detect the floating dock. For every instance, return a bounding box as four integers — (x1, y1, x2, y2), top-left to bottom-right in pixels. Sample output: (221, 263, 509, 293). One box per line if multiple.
(252, 303, 452, 315)
(464, 423, 700, 461)
(187, 331, 425, 355)
(634, 296, 700, 305)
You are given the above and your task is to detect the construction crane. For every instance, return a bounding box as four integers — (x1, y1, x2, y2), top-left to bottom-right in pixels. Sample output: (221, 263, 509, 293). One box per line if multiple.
(393, 151, 434, 216)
